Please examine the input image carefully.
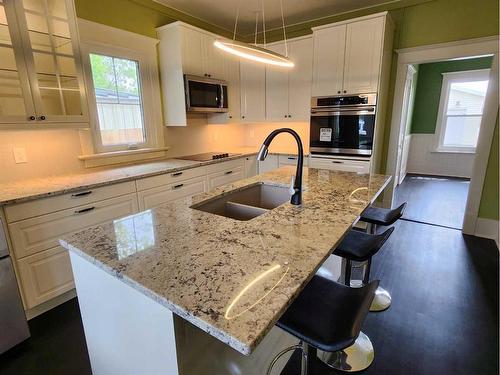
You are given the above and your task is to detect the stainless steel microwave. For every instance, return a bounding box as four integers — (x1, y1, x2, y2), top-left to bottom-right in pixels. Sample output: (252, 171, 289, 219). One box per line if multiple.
(184, 74, 228, 113)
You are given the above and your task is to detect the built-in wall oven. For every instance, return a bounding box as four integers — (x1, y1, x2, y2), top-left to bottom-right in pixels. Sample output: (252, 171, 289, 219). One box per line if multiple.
(184, 74, 228, 113)
(309, 94, 377, 157)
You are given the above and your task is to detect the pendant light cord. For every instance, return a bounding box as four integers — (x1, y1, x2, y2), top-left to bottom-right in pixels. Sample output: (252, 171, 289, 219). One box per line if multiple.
(280, 0, 288, 57)
(254, 11, 259, 45)
(233, 0, 242, 41)
(261, 0, 266, 47)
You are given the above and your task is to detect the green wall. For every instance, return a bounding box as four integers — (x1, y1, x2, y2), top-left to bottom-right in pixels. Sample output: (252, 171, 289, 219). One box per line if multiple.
(410, 57, 493, 134)
(478, 115, 499, 220)
(74, 0, 234, 39)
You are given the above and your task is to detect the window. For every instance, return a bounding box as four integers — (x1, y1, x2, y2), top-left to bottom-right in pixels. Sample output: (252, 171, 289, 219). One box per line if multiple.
(436, 69, 490, 152)
(80, 35, 162, 155)
(89, 54, 146, 147)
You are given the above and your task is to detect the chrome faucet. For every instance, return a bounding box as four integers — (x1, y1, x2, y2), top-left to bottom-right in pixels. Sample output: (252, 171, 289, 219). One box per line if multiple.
(257, 128, 304, 205)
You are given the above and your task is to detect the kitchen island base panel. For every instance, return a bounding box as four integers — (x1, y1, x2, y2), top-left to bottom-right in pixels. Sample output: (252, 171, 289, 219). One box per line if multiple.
(71, 251, 300, 375)
(70, 252, 179, 375)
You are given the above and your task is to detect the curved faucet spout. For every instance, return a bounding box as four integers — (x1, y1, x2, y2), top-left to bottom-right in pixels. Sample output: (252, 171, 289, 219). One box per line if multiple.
(257, 128, 304, 205)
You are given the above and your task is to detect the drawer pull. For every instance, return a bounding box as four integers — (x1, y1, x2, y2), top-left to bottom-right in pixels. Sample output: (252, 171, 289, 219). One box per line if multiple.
(332, 161, 344, 164)
(171, 172, 183, 177)
(71, 190, 92, 197)
(74, 206, 95, 215)
(172, 184, 184, 190)
(225, 170, 233, 175)
(287, 157, 297, 160)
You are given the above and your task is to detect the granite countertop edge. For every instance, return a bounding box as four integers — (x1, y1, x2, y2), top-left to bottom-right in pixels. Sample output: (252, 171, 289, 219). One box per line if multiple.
(1, 149, 310, 206)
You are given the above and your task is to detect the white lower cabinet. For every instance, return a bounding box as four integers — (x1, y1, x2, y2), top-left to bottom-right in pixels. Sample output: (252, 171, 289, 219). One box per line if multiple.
(137, 176, 207, 210)
(278, 154, 309, 168)
(244, 156, 258, 178)
(309, 156, 370, 173)
(258, 154, 279, 174)
(16, 246, 75, 309)
(207, 166, 245, 190)
(8, 194, 139, 259)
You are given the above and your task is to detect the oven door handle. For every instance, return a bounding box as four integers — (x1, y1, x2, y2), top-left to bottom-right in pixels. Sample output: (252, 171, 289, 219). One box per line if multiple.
(218, 84, 224, 109)
(311, 108, 375, 116)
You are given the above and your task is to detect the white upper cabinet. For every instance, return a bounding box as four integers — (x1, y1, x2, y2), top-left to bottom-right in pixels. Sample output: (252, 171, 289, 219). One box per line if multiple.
(240, 59, 266, 122)
(312, 25, 345, 97)
(157, 22, 240, 126)
(181, 26, 204, 76)
(265, 37, 313, 122)
(312, 14, 387, 96)
(287, 37, 313, 121)
(265, 43, 289, 121)
(0, 0, 88, 124)
(343, 17, 384, 94)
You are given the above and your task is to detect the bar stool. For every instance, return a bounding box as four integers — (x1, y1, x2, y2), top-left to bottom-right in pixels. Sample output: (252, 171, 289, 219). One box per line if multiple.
(335, 227, 394, 312)
(267, 276, 379, 374)
(360, 202, 407, 234)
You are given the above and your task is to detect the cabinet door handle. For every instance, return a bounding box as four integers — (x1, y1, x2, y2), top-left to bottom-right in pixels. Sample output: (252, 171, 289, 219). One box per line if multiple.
(287, 157, 296, 160)
(343, 90, 347, 94)
(38, 115, 46, 120)
(332, 161, 343, 164)
(74, 206, 95, 215)
(171, 172, 183, 177)
(225, 170, 233, 175)
(71, 190, 92, 197)
(28, 115, 36, 121)
(172, 183, 184, 190)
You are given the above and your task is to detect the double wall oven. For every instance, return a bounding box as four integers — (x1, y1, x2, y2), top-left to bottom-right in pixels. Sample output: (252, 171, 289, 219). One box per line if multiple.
(309, 94, 377, 157)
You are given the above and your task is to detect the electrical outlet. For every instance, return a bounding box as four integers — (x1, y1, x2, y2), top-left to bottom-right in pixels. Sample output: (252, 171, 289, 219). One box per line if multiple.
(13, 147, 27, 164)
(249, 129, 255, 138)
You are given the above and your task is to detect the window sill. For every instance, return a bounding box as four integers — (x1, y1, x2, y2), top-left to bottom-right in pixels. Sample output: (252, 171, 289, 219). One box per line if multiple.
(432, 148, 476, 155)
(78, 147, 171, 168)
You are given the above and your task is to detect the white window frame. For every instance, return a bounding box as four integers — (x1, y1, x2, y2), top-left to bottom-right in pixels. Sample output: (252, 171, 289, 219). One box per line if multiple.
(78, 20, 163, 154)
(434, 69, 490, 153)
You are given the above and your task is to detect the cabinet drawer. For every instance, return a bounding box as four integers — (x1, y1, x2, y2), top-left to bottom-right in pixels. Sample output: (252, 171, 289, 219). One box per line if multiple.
(17, 246, 75, 309)
(138, 176, 207, 210)
(205, 158, 245, 174)
(136, 167, 206, 191)
(278, 154, 309, 167)
(310, 157, 370, 173)
(207, 166, 245, 191)
(5, 181, 136, 223)
(9, 193, 138, 259)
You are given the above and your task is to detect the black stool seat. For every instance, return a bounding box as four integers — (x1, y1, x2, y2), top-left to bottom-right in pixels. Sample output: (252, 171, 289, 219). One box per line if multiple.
(277, 276, 379, 353)
(335, 227, 394, 262)
(360, 202, 407, 226)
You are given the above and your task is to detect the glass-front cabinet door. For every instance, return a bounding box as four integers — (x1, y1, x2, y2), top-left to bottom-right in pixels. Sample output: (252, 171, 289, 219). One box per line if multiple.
(0, 0, 35, 123)
(10, 0, 88, 123)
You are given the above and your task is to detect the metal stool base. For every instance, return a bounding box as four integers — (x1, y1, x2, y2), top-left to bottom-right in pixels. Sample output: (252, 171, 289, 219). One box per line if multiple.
(370, 286, 391, 312)
(317, 332, 374, 372)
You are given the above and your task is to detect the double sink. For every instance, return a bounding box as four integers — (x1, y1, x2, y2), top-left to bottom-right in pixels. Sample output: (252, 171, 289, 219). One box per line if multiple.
(191, 183, 292, 221)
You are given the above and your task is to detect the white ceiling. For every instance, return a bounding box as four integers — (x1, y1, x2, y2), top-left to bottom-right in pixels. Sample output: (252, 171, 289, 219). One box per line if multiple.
(154, 0, 398, 36)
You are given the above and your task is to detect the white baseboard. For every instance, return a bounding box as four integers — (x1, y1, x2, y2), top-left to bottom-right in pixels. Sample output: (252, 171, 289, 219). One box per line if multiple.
(475, 217, 499, 248)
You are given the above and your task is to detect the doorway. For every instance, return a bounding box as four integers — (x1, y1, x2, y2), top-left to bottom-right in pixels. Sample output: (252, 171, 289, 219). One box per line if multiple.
(385, 37, 498, 233)
(395, 57, 492, 228)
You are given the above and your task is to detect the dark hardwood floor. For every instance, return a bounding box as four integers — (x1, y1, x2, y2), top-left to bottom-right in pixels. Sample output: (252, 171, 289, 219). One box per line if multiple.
(394, 174, 470, 229)
(1, 221, 498, 374)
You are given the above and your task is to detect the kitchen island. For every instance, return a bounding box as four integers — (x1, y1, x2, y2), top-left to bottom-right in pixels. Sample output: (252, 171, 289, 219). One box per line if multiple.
(59, 166, 390, 374)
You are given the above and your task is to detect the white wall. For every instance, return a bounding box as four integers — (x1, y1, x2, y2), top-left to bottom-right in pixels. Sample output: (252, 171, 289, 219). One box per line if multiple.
(406, 133, 475, 178)
(0, 129, 87, 184)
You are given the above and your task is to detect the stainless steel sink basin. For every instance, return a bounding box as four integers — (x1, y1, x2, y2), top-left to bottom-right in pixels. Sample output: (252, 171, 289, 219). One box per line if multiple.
(191, 183, 291, 221)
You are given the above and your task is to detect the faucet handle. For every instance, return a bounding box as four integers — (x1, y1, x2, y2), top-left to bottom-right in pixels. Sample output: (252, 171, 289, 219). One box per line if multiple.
(289, 176, 296, 196)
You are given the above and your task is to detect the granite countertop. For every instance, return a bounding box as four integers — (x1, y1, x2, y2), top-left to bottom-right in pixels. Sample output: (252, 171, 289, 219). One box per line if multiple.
(0, 147, 308, 206)
(59, 166, 390, 355)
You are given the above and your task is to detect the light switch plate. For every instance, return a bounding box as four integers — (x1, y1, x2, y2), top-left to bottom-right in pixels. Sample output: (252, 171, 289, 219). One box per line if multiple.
(13, 147, 27, 164)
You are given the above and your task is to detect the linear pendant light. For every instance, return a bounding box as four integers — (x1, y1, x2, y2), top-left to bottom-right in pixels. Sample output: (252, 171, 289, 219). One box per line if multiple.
(214, 0, 294, 68)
